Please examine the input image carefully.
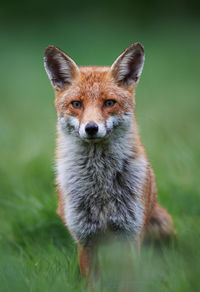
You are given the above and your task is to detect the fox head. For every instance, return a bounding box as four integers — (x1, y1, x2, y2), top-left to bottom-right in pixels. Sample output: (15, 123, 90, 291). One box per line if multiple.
(44, 43, 144, 142)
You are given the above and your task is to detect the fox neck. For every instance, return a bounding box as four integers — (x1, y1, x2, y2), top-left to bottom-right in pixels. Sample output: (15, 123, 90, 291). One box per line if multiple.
(56, 115, 145, 194)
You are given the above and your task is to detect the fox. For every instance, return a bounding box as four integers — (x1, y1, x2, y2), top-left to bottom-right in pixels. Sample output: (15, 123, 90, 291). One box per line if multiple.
(44, 43, 176, 279)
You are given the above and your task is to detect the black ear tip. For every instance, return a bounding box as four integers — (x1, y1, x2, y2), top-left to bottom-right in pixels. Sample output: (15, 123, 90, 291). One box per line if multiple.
(44, 45, 59, 57)
(135, 42, 144, 51)
(130, 42, 144, 53)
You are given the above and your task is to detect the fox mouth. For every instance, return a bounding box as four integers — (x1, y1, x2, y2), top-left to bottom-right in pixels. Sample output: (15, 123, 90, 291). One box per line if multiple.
(83, 136, 105, 143)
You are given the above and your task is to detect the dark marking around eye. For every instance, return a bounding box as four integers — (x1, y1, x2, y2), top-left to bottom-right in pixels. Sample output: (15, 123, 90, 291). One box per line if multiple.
(103, 99, 116, 107)
(71, 101, 83, 109)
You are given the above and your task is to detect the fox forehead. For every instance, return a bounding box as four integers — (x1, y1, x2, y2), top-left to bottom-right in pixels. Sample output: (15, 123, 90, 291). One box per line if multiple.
(55, 66, 135, 111)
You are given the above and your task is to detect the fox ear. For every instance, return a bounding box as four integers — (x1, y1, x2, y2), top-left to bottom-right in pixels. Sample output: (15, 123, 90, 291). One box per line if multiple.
(44, 46, 79, 90)
(111, 42, 145, 87)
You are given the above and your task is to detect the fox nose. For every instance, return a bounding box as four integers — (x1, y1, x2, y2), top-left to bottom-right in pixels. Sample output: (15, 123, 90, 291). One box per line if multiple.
(85, 123, 98, 137)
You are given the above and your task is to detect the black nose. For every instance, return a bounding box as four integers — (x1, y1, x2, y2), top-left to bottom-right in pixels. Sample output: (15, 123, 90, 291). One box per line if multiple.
(85, 123, 98, 137)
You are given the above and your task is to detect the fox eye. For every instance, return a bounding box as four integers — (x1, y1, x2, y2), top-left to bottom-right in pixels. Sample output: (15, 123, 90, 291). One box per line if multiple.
(71, 101, 83, 109)
(103, 99, 116, 107)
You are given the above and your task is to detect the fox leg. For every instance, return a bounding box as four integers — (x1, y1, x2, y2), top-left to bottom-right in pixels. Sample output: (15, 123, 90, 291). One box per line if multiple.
(144, 203, 177, 242)
(78, 244, 99, 280)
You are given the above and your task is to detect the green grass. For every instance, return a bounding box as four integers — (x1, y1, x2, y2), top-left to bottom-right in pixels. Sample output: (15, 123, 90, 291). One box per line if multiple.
(0, 20, 200, 291)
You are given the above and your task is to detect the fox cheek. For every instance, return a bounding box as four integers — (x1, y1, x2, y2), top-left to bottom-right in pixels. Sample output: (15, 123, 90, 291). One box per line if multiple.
(105, 113, 133, 134)
(67, 116, 80, 131)
(106, 116, 120, 131)
(58, 115, 80, 133)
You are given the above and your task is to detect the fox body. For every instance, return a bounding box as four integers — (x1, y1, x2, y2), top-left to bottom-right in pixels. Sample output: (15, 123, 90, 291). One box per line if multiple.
(44, 43, 175, 277)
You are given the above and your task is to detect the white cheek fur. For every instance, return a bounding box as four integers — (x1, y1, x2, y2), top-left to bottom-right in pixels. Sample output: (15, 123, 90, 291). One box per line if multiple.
(68, 116, 79, 130)
(58, 115, 80, 133)
(106, 115, 120, 130)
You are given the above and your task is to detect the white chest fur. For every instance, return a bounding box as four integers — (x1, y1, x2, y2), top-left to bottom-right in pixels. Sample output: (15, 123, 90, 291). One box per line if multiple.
(56, 131, 147, 244)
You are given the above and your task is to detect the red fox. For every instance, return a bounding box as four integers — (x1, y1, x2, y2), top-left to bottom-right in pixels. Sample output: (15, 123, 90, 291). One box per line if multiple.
(44, 43, 176, 279)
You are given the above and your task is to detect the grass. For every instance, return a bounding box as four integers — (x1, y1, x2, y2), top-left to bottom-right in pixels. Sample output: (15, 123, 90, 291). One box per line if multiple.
(0, 19, 200, 291)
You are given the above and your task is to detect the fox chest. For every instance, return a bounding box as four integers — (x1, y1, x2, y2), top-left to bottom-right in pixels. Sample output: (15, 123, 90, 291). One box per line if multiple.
(57, 151, 146, 244)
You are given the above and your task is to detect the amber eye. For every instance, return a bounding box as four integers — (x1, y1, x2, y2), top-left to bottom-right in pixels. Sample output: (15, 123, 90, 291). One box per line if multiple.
(71, 101, 83, 109)
(103, 99, 116, 107)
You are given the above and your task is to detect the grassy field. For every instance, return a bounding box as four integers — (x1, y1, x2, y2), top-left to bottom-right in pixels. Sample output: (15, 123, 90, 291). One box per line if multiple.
(0, 20, 200, 291)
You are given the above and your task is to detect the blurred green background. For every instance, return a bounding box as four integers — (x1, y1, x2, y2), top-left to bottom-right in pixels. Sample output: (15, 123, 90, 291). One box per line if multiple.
(0, 1, 200, 291)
